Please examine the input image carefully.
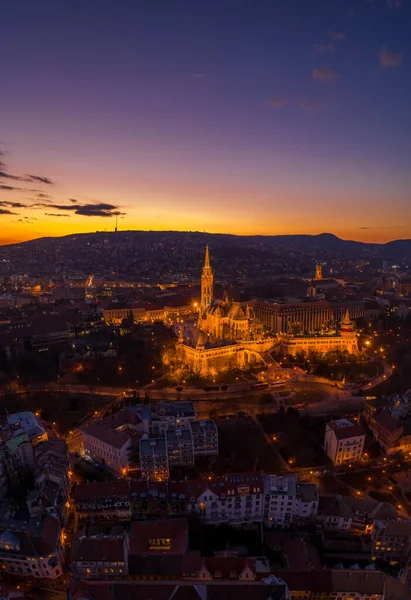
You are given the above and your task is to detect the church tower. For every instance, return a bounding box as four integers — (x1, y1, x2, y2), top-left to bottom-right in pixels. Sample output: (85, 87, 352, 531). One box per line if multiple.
(201, 245, 213, 315)
(315, 263, 323, 281)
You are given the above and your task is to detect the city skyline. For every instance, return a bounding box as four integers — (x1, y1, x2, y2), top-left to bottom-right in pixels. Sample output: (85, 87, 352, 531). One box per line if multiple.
(1, 0, 410, 246)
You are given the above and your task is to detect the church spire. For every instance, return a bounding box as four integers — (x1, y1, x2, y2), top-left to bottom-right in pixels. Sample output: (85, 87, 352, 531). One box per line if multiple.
(204, 244, 210, 268)
(200, 245, 213, 315)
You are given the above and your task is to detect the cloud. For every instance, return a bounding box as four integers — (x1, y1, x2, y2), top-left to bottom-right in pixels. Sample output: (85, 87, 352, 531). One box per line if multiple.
(299, 99, 327, 111)
(25, 174, 54, 184)
(189, 73, 206, 79)
(0, 170, 54, 184)
(313, 43, 335, 53)
(379, 46, 404, 68)
(45, 213, 70, 217)
(36, 192, 52, 199)
(329, 30, 346, 42)
(69, 198, 78, 203)
(0, 208, 17, 215)
(0, 201, 27, 208)
(386, 0, 403, 8)
(312, 68, 339, 80)
(0, 184, 21, 191)
(266, 97, 285, 109)
(15, 216, 37, 223)
(34, 201, 125, 217)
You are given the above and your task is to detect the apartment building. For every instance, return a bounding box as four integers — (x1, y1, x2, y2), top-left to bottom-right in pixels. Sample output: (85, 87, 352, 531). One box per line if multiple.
(317, 495, 353, 531)
(149, 401, 197, 436)
(186, 473, 264, 525)
(263, 476, 319, 527)
(371, 519, 411, 565)
(139, 438, 169, 481)
(324, 419, 365, 465)
(74, 481, 131, 521)
(190, 420, 219, 457)
(277, 569, 386, 600)
(7, 411, 48, 446)
(0, 432, 36, 485)
(166, 429, 194, 467)
(128, 518, 189, 576)
(0, 516, 64, 579)
(71, 528, 129, 578)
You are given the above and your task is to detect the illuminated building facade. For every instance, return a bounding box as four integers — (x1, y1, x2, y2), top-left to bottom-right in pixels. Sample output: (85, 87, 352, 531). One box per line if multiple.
(280, 309, 359, 357)
(253, 300, 364, 334)
(177, 247, 274, 375)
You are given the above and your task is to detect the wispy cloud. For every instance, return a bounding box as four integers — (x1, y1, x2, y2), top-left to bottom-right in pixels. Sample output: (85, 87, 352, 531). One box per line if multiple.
(386, 0, 403, 8)
(36, 192, 52, 199)
(45, 213, 70, 217)
(313, 43, 335, 53)
(312, 68, 339, 81)
(379, 46, 404, 68)
(266, 97, 285, 109)
(69, 198, 78, 203)
(329, 30, 346, 42)
(0, 200, 27, 208)
(0, 170, 54, 184)
(26, 174, 53, 184)
(0, 184, 21, 191)
(34, 201, 125, 217)
(0, 208, 17, 215)
(188, 72, 206, 79)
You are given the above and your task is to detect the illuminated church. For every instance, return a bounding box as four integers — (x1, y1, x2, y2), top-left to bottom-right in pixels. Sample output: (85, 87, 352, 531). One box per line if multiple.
(199, 246, 263, 342)
(176, 247, 273, 376)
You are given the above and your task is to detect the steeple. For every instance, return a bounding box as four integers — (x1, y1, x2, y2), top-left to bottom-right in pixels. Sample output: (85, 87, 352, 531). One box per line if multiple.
(204, 244, 210, 268)
(340, 309, 353, 332)
(200, 245, 214, 315)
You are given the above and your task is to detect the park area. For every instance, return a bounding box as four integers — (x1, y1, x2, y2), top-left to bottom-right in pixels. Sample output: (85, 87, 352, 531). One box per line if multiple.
(259, 409, 331, 469)
(215, 416, 285, 473)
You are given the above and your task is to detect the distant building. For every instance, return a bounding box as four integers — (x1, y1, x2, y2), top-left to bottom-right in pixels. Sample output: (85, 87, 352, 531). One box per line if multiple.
(82, 408, 145, 474)
(371, 519, 411, 565)
(190, 420, 219, 457)
(280, 310, 359, 357)
(324, 419, 365, 465)
(254, 300, 364, 334)
(166, 429, 194, 467)
(364, 395, 411, 455)
(149, 401, 196, 437)
(7, 411, 48, 446)
(0, 516, 64, 579)
(316, 495, 353, 531)
(139, 438, 169, 481)
(187, 473, 264, 525)
(128, 518, 188, 576)
(176, 247, 274, 376)
(74, 481, 131, 522)
(315, 263, 323, 281)
(71, 528, 129, 579)
(0, 433, 36, 485)
(263, 476, 318, 528)
(277, 569, 386, 600)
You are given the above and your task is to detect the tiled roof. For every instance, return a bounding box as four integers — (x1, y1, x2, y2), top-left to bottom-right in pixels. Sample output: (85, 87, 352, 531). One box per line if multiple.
(74, 480, 130, 502)
(186, 473, 263, 500)
(276, 569, 385, 595)
(129, 518, 188, 556)
(72, 535, 125, 563)
(82, 423, 131, 449)
(329, 422, 366, 440)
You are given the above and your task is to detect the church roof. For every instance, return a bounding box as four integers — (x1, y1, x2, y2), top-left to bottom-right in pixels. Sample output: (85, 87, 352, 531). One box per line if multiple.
(228, 303, 247, 320)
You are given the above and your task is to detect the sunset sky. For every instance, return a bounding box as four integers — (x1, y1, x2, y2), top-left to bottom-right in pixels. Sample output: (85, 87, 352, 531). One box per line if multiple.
(1, 0, 410, 246)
